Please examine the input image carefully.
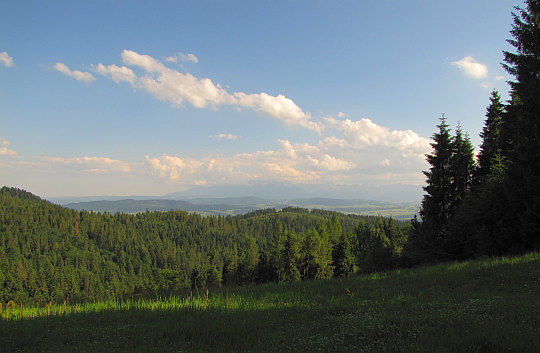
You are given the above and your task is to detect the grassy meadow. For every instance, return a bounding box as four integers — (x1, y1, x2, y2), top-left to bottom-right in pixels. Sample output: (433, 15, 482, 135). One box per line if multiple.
(1, 252, 539, 352)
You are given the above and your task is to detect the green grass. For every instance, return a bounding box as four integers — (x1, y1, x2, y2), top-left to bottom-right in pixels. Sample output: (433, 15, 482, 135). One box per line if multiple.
(1, 252, 539, 352)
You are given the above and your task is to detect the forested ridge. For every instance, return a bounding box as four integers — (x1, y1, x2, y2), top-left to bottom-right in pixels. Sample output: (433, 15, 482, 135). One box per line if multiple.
(0, 186, 408, 304)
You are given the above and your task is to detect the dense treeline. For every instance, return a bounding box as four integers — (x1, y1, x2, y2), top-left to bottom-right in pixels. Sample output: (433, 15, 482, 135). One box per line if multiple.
(408, 0, 540, 263)
(0, 186, 409, 304)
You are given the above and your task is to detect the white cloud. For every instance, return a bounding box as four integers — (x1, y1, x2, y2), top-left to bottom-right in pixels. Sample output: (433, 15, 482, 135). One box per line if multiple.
(94, 63, 136, 84)
(234, 92, 321, 133)
(213, 133, 238, 140)
(38, 156, 132, 173)
(144, 125, 430, 187)
(317, 117, 432, 185)
(325, 117, 431, 158)
(0, 52, 14, 68)
(145, 136, 357, 187)
(495, 75, 505, 81)
(144, 114, 433, 187)
(305, 154, 356, 172)
(165, 52, 199, 64)
(95, 50, 321, 133)
(0, 138, 17, 156)
(451, 56, 489, 79)
(118, 50, 236, 108)
(54, 63, 96, 84)
(145, 154, 204, 181)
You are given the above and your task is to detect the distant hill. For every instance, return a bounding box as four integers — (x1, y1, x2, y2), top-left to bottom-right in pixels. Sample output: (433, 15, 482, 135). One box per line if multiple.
(65, 197, 419, 219)
(65, 199, 193, 213)
(65, 199, 258, 216)
(287, 198, 419, 220)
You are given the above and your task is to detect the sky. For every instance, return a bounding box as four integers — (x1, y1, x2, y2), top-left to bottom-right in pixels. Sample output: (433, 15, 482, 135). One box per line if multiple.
(0, 0, 523, 200)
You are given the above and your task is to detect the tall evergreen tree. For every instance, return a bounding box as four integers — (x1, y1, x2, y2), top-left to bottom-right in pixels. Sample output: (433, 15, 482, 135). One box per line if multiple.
(237, 236, 259, 284)
(449, 125, 475, 217)
(314, 231, 334, 279)
(333, 232, 357, 277)
(474, 90, 505, 187)
(420, 116, 453, 237)
(279, 231, 301, 282)
(206, 251, 222, 288)
(502, 0, 540, 250)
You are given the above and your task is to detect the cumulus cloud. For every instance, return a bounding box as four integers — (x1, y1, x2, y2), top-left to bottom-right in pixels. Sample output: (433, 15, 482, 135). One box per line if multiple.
(38, 156, 132, 173)
(234, 92, 320, 132)
(451, 56, 489, 79)
(0, 138, 17, 156)
(145, 137, 356, 186)
(316, 117, 432, 185)
(142, 113, 432, 187)
(94, 63, 136, 84)
(145, 154, 204, 180)
(325, 117, 431, 159)
(0, 52, 14, 68)
(165, 52, 199, 64)
(213, 133, 238, 140)
(54, 63, 96, 83)
(95, 50, 321, 133)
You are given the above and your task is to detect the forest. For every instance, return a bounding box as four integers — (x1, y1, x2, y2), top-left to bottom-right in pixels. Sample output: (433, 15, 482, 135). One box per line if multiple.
(0, 186, 409, 304)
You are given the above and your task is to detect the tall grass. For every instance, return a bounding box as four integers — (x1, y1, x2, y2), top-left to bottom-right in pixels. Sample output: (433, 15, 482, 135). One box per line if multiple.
(1, 252, 539, 352)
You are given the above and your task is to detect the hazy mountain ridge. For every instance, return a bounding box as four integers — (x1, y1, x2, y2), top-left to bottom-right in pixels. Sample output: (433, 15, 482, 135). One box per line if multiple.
(64, 197, 419, 220)
(54, 182, 421, 219)
(65, 199, 258, 216)
(161, 182, 423, 202)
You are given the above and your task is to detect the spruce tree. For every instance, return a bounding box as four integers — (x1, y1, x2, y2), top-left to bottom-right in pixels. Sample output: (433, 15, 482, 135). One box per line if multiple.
(333, 232, 357, 277)
(474, 90, 505, 187)
(420, 116, 453, 233)
(314, 231, 334, 279)
(354, 220, 375, 271)
(300, 229, 334, 280)
(449, 125, 475, 217)
(237, 236, 259, 284)
(502, 0, 540, 250)
(300, 229, 318, 280)
(280, 231, 300, 282)
(206, 251, 222, 287)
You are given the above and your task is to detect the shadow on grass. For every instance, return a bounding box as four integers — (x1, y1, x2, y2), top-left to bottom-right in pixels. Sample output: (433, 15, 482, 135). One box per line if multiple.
(2, 253, 539, 353)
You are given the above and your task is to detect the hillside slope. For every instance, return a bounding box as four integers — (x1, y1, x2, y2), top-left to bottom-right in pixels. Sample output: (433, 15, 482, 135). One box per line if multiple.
(1, 252, 539, 352)
(0, 186, 409, 304)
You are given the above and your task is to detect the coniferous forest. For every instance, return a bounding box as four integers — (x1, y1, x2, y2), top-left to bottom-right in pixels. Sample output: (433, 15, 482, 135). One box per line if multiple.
(0, 186, 408, 304)
(1, 0, 539, 311)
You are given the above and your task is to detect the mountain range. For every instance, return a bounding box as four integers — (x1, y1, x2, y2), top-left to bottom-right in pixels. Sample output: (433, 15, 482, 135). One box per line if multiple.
(60, 197, 418, 220)
(48, 182, 422, 220)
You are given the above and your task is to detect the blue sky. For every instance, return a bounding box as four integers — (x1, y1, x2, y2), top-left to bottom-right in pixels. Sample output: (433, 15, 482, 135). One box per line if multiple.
(0, 1, 522, 199)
